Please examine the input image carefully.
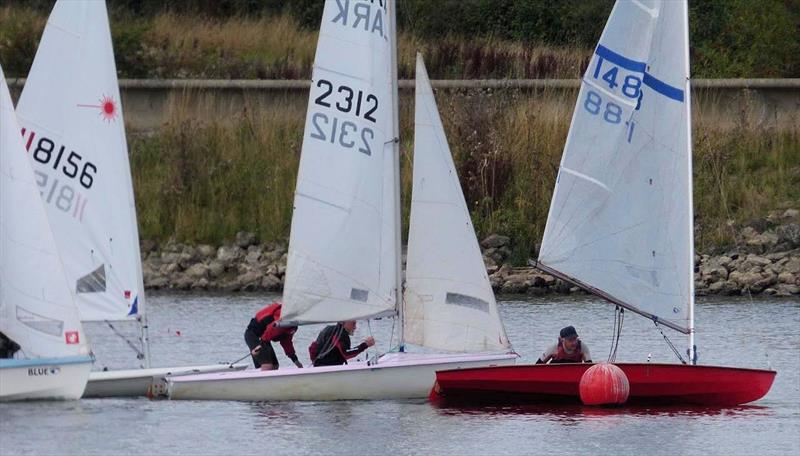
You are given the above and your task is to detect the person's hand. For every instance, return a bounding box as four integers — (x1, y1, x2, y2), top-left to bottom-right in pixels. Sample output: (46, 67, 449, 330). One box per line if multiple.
(250, 345, 262, 356)
(364, 336, 375, 347)
(293, 359, 303, 368)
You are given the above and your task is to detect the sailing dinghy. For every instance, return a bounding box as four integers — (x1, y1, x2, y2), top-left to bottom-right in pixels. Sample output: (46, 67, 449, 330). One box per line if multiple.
(14, 0, 244, 398)
(165, 2, 515, 401)
(0, 66, 93, 401)
(431, 0, 776, 407)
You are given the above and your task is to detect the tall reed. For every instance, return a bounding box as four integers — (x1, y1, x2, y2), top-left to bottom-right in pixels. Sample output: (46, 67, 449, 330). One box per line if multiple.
(129, 89, 799, 258)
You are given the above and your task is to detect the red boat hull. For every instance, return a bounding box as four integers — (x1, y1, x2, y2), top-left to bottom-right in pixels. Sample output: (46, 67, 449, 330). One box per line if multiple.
(432, 363, 776, 406)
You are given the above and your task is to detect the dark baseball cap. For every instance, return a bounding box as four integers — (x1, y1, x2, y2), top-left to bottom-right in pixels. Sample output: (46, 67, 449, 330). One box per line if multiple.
(560, 326, 578, 339)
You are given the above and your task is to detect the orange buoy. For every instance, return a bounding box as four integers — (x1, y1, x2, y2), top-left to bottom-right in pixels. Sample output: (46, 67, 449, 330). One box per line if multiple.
(579, 363, 630, 405)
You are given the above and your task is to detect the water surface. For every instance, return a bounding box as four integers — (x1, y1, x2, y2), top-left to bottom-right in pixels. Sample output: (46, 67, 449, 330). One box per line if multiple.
(1, 294, 798, 455)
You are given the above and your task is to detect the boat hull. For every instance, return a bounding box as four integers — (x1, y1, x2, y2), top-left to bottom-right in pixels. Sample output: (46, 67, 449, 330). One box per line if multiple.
(0, 356, 93, 401)
(83, 363, 248, 398)
(432, 363, 777, 406)
(166, 352, 517, 401)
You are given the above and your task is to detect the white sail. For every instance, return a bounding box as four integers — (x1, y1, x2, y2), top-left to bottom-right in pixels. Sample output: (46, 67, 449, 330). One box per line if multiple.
(281, 0, 398, 324)
(15, 0, 146, 322)
(0, 66, 90, 359)
(538, 0, 692, 333)
(403, 54, 511, 352)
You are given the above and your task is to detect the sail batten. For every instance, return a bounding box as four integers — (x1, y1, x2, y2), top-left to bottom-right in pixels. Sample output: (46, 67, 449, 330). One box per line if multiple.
(539, 0, 692, 333)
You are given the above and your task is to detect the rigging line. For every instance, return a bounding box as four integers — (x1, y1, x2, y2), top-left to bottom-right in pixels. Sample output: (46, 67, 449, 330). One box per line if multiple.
(608, 305, 619, 362)
(612, 308, 624, 362)
(654, 320, 686, 364)
(315, 324, 346, 362)
(366, 319, 374, 364)
(104, 320, 145, 360)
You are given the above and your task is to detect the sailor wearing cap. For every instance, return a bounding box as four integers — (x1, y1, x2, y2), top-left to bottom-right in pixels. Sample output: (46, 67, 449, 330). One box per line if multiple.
(536, 326, 592, 364)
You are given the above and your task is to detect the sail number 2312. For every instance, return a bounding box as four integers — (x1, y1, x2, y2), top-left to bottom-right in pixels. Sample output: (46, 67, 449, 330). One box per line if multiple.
(309, 78, 377, 156)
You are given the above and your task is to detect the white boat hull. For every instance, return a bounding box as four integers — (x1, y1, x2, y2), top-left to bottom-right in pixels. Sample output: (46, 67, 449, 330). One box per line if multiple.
(0, 356, 93, 401)
(166, 352, 517, 401)
(84, 363, 248, 398)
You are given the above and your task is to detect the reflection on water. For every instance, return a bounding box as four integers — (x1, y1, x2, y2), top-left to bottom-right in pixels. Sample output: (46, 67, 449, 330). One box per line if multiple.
(0, 294, 798, 456)
(434, 403, 776, 420)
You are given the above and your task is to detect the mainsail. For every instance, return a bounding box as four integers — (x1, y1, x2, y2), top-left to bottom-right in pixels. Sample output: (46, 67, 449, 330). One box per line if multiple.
(280, 0, 399, 324)
(15, 0, 146, 323)
(0, 65, 90, 359)
(403, 54, 510, 352)
(538, 0, 693, 333)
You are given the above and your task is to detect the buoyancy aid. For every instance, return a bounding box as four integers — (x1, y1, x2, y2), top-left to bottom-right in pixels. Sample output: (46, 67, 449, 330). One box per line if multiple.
(553, 339, 583, 363)
(247, 302, 293, 341)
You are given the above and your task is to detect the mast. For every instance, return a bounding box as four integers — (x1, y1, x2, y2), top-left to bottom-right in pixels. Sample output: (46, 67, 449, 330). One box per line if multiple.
(389, 0, 404, 350)
(682, 0, 696, 365)
(138, 302, 151, 368)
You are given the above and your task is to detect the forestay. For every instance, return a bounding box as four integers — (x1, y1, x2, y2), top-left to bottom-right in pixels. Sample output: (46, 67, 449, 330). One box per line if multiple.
(538, 0, 693, 333)
(281, 0, 398, 324)
(403, 54, 511, 352)
(15, 0, 145, 322)
(0, 66, 90, 359)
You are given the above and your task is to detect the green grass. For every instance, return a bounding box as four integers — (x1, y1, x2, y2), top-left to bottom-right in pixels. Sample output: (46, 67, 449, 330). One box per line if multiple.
(129, 90, 799, 258)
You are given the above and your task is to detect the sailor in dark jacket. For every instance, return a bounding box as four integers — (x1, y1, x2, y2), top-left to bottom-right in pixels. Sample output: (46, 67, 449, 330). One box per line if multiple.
(311, 320, 375, 367)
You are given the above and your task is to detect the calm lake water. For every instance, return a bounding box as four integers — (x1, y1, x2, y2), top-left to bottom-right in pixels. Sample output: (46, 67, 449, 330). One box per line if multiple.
(1, 293, 798, 455)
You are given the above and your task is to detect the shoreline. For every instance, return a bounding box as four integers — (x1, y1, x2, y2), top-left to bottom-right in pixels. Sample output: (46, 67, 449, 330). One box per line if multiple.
(141, 210, 800, 298)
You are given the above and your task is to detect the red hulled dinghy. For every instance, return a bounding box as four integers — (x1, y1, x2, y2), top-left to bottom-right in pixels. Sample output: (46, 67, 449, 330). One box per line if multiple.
(432, 363, 776, 406)
(430, 0, 778, 409)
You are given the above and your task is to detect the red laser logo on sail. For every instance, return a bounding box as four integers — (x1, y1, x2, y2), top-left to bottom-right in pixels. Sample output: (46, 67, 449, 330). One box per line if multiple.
(77, 95, 119, 122)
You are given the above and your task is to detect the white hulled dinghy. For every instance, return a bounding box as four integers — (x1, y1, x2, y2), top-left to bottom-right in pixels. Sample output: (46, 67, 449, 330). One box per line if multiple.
(0, 66, 93, 401)
(432, 0, 775, 407)
(15, 0, 243, 398)
(166, 1, 515, 401)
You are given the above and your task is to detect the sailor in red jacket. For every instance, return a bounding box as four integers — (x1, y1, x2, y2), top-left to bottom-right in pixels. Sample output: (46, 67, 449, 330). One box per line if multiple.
(244, 302, 302, 370)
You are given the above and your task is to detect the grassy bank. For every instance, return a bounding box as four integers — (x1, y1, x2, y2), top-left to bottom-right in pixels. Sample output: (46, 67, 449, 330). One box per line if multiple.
(129, 89, 800, 261)
(2, 1, 798, 79)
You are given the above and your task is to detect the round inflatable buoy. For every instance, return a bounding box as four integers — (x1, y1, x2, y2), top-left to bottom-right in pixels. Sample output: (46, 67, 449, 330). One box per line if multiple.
(579, 363, 630, 406)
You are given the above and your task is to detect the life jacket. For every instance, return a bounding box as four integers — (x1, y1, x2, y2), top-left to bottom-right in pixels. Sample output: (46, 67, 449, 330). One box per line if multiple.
(553, 339, 583, 363)
(308, 340, 319, 363)
(247, 302, 281, 338)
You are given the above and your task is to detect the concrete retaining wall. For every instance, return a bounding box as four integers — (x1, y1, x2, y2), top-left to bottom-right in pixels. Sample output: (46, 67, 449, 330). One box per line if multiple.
(7, 78, 799, 132)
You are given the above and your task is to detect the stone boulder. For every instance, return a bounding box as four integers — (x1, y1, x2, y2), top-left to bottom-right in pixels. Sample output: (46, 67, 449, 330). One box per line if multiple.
(185, 263, 210, 280)
(245, 246, 263, 265)
(699, 262, 728, 283)
(197, 244, 216, 259)
(776, 223, 800, 249)
(235, 231, 258, 249)
(207, 260, 226, 278)
(238, 270, 265, 291)
(708, 280, 739, 295)
(784, 258, 800, 275)
(776, 283, 800, 296)
(217, 245, 244, 267)
(745, 232, 779, 253)
(778, 272, 796, 284)
(481, 234, 510, 249)
(261, 274, 282, 291)
(782, 209, 799, 221)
